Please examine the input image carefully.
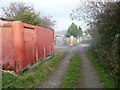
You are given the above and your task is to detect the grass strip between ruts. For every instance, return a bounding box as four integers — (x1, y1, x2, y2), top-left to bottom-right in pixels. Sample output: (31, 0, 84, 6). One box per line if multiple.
(62, 53, 81, 88)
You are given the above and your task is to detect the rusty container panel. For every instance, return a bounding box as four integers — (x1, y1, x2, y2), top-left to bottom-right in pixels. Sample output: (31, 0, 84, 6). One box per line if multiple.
(23, 23, 37, 66)
(47, 28, 54, 54)
(44, 29, 48, 56)
(0, 22, 15, 70)
(44, 28, 52, 55)
(51, 28, 54, 53)
(0, 21, 26, 72)
(12, 21, 25, 72)
(0, 24, 2, 68)
(45, 28, 54, 55)
(36, 27, 54, 58)
(36, 27, 45, 58)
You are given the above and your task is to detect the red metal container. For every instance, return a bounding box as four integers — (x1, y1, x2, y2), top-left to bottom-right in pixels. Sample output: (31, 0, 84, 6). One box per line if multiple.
(0, 21, 54, 72)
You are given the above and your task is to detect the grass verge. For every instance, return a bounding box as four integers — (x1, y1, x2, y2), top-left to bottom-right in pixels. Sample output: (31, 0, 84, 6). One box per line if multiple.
(62, 53, 81, 88)
(2, 52, 65, 88)
(87, 50, 116, 88)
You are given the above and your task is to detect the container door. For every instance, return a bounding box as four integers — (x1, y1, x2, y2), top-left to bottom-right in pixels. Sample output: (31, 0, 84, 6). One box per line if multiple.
(24, 27, 36, 66)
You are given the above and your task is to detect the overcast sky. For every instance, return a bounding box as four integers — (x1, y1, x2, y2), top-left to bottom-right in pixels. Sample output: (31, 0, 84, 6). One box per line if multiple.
(0, 0, 88, 31)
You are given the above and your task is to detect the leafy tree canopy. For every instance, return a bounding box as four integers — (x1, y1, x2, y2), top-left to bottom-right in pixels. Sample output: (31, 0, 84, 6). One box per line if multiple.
(2, 2, 55, 28)
(65, 22, 82, 37)
(13, 12, 45, 26)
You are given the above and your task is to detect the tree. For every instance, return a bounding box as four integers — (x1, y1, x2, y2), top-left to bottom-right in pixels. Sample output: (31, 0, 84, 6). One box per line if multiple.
(2, 2, 56, 28)
(2, 2, 34, 19)
(65, 22, 82, 37)
(77, 26, 83, 37)
(40, 16, 56, 28)
(13, 12, 44, 26)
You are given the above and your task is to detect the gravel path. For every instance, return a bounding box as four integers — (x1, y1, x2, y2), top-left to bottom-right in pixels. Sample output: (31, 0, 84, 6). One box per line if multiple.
(79, 45, 103, 88)
(40, 49, 72, 88)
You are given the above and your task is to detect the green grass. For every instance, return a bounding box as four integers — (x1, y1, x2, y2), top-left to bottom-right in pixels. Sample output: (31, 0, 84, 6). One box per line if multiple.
(62, 53, 81, 88)
(87, 50, 116, 88)
(2, 52, 65, 88)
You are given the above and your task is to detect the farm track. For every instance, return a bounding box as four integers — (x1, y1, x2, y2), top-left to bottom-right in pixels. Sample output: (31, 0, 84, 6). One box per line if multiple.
(40, 47, 72, 88)
(40, 44, 103, 88)
(79, 45, 103, 88)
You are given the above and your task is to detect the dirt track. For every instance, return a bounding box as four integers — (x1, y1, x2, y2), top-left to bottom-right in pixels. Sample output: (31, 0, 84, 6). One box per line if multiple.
(40, 44, 103, 88)
(79, 44, 103, 88)
(40, 47, 72, 88)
